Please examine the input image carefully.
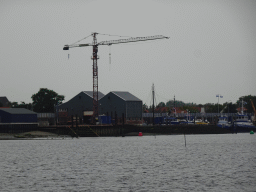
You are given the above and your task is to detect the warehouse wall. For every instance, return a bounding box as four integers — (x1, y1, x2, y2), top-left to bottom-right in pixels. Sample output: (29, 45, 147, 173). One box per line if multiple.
(100, 92, 125, 118)
(58, 92, 93, 119)
(126, 101, 142, 120)
(0, 110, 37, 123)
(100, 93, 142, 120)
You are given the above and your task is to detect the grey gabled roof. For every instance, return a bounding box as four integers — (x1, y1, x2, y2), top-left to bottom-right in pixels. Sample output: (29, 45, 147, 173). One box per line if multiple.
(0, 108, 37, 114)
(111, 91, 141, 101)
(83, 91, 105, 100)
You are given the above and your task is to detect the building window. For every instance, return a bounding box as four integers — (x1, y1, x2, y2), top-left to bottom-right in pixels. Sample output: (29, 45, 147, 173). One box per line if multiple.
(79, 96, 81, 99)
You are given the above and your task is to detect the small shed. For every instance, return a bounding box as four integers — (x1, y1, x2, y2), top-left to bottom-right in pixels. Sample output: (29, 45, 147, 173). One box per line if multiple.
(0, 108, 37, 123)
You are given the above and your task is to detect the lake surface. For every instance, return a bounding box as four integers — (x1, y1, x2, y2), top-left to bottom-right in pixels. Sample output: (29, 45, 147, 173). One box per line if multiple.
(0, 134, 255, 191)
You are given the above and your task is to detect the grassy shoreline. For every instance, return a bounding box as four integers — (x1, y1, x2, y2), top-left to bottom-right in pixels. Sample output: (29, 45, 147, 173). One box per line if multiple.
(0, 131, 66, 140)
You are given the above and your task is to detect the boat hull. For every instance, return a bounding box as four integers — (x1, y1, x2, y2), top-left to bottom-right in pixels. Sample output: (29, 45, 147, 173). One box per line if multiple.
(217, 123, 232, 129)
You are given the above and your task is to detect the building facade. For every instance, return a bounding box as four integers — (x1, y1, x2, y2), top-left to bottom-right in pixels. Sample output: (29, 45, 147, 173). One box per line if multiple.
(99, 91, 142, 121)
(0, 108, 37, 123)
(57, 91, 105, 123)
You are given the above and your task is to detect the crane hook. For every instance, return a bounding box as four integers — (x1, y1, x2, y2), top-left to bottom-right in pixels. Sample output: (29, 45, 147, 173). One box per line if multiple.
(109, 44, 111, 71)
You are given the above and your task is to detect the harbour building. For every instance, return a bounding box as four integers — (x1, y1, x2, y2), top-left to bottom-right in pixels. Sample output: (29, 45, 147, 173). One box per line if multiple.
(99, 91, 142, 123)
(57, 91, 105, 124)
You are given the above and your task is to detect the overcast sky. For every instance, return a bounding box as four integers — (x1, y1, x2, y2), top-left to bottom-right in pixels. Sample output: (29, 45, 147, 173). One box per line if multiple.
(1, 0, 256, 106)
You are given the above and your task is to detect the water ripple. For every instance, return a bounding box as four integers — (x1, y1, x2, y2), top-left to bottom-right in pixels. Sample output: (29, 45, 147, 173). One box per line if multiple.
(0, 134, 255, 191)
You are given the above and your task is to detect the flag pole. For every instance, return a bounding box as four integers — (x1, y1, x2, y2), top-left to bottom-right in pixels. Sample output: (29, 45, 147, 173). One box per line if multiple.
(218, 95, 219, 114)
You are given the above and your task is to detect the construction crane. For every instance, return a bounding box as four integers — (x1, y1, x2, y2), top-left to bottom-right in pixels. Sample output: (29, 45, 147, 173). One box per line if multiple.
(250, 99, 256, 123)
(220, 105, 227, 114)
(63, 32, 169, 123)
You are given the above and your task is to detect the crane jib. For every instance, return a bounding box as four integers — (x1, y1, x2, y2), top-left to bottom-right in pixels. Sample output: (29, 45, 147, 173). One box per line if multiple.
(79, 44, 90, 47)
(98, 35, 169, 45)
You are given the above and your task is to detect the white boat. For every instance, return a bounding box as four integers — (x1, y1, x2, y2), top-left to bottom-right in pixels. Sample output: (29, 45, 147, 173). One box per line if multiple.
(233, 99, 256, 131)
(187, 120, 194, 125)
(178, 119, 187, 124)
(234, 114, 255, 130)
(162, 117, 180, 125)
(184, 115, 194, 125)
(217, 116, 232, 129)
(195, 119, 209, 125)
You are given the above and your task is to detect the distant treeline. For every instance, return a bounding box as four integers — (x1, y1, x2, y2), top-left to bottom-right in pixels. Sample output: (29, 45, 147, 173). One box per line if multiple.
(143, 95, 256, 114)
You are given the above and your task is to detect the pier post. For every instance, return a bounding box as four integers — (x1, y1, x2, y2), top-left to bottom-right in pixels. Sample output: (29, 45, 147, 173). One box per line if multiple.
(71, 115, 74, 128)
(115, 111, 117, 126)
(122, 113, 124, 136)
(76, 114, 78, 128)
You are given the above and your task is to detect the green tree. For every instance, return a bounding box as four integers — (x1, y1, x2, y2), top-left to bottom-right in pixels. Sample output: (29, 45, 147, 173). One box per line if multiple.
(143, 103, 148, 112)
(166, 100, 194, 108)
(237, 95, 256, 113)
(31, 88, 64, 113)
(222, 102, 237, 113)
(180, 106, 200, 113)
(204, 103, 221, 113)
(157, 102, 166, 107)
(11, 101, 33, 110)
(10, 102, 18, 108)
(166, 100, 174, 108)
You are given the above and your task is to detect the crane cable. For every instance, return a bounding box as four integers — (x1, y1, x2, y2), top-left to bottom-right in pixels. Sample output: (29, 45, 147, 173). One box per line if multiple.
(67, 34, 92, 60)
(69, 34, 92, 46)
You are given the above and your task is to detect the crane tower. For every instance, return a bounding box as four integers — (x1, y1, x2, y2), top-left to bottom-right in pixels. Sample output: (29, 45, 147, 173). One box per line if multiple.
(63, 32, 169, 123)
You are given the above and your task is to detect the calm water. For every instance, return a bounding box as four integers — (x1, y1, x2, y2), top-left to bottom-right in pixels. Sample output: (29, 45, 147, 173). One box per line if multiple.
(0, 134, 255, 192)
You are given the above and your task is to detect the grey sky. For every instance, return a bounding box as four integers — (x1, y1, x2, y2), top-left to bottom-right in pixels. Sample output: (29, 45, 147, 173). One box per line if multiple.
(1, 0, 256, 106)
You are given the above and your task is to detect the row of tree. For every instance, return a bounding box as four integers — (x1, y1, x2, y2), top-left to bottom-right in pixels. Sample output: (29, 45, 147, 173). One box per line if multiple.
(7, 89, 256, 114)
(143, 95, 256, 114)
(10, 88, 64, 113)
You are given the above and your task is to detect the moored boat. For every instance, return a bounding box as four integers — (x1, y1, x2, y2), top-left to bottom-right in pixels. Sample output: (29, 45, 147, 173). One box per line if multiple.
(233, 99, 256, 132)
(164, 117, 180, 125)
(195, 119, 209, 125)
(234, 114, 256, 131)
(217, 116, 232, 129)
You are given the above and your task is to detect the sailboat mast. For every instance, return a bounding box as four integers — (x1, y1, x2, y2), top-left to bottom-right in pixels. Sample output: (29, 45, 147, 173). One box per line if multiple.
(152, 83, 155, 125)
(241, 98, 244, 115)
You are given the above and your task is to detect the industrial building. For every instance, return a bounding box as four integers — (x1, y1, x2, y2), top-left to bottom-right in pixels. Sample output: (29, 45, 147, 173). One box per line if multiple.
(0, 108, 38, 132)
(99, 91, 142, 122)
(56, 91, 142, 124)
(57, 91, 105, 124)
(0, 108, 37, 123)
(0, 96, 10, 107)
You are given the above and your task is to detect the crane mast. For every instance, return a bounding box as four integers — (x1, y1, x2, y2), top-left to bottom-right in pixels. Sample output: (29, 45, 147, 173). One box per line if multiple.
(64, 32, 169, 124)
(92, 33, 99, 119)
(250, 99, 256, 122)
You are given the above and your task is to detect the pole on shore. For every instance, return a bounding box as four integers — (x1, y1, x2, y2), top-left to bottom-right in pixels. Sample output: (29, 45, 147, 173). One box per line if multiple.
(184, 127, 186, 147)
(184, 134, 186, 147)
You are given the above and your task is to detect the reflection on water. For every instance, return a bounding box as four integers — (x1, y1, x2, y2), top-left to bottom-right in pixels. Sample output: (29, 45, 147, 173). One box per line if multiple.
(0, 134, 255, 191)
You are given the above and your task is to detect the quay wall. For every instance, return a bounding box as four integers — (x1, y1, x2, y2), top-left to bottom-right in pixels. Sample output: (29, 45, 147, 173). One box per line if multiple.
(122, 124, 234, 135)
(38, 124, 234, 137)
